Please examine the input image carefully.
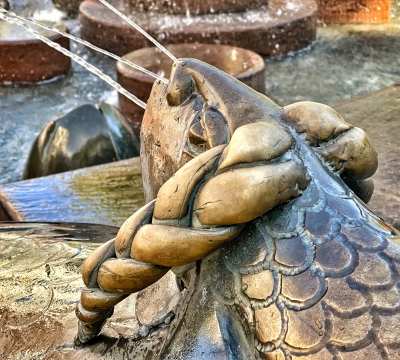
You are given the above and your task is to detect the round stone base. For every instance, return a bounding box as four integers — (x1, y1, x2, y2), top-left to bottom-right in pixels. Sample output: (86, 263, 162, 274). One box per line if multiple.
(79, 0, 317, 57)
(116, 43, 265, 125)
(0, 21, 71, 84)
(52, 0, 84, 17)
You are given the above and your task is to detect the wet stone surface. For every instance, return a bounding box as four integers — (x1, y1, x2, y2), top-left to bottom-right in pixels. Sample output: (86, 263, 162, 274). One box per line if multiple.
(393, 0, 400, 18)
(0, 158, 145, 226)
(6, 0, 54, 16)
(263, 22, 400, 106)
(79, 0, 317, 56)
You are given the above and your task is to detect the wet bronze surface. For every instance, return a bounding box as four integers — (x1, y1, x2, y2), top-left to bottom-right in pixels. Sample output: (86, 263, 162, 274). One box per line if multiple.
(0, 21, 71, 84)
(1, 55, 400, 358)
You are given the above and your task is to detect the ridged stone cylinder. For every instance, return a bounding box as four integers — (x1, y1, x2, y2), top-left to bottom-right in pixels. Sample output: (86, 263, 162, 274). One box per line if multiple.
(79, 0, 317, 57)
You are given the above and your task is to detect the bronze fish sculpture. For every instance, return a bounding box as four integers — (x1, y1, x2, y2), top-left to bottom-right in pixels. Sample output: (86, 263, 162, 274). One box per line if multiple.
(76, 58, 400, 360)
(1, 3, 398, 358)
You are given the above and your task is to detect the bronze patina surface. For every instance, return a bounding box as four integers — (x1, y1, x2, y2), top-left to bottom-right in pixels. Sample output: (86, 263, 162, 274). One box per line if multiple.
(72, 59, 400, 359)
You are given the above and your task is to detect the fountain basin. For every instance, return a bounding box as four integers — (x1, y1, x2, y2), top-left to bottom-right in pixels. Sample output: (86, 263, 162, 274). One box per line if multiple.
(117, 43, 266, 124)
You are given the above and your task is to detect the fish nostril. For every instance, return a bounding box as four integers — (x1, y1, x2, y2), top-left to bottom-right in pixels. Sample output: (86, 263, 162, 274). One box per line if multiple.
(166, 60, 194, 106)
(166, 77, 194, 106)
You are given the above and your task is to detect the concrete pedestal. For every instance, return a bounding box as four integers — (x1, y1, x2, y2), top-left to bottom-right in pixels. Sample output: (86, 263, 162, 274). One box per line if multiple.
(0, 21, 71, 84)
